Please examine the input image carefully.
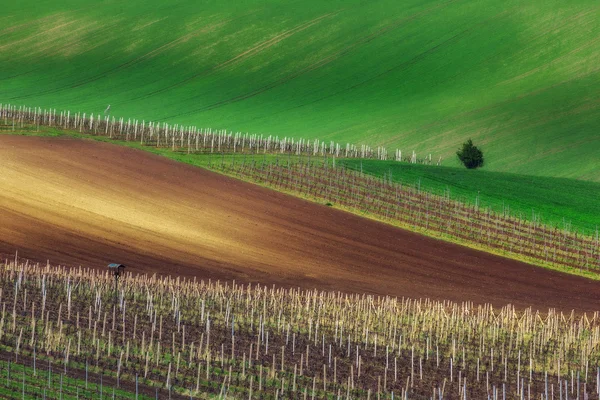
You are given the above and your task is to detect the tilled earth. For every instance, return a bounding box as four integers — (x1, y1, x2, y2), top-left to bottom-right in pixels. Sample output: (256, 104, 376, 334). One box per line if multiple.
(1, 135, 598, 312)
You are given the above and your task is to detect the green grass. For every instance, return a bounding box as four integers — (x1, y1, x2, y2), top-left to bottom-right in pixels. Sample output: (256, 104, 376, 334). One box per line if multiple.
(0, 356, 153, 399)
(1, 0, 599, 181)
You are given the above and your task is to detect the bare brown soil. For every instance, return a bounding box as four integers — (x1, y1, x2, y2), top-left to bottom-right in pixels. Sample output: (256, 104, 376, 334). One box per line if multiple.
(1, 135, 598, 312)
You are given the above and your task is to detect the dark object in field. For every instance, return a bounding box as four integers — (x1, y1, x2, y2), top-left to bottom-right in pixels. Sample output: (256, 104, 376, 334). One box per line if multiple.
(457, 139, 484, 169)
(107, 263, 126, 276)
(108, 263, 125, 303)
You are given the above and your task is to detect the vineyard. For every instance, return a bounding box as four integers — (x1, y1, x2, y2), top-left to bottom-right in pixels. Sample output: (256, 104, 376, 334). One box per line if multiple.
(0, 260, 598, 399)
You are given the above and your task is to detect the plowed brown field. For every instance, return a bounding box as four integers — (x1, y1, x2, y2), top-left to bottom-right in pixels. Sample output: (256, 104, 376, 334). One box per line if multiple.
(1, 136, 598, 312)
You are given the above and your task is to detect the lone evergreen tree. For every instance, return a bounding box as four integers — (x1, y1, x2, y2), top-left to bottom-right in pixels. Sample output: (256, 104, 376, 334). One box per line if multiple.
(456, 139, 484, 169)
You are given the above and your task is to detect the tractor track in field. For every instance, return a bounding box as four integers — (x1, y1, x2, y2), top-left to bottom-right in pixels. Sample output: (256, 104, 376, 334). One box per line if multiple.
(1, 135, 599, 313)
(161, 0, 460, 120)
(377, 7, 600, 147)
(7, 11, 255, 101)
(133, 11, 342, 101)
(394, 63, 600, 143)
(238, 7, 513, 130)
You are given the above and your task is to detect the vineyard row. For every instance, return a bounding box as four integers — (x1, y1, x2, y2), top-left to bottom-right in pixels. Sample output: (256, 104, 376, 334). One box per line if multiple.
(0, 104, 439, 164)
(0, 260, 598, 399)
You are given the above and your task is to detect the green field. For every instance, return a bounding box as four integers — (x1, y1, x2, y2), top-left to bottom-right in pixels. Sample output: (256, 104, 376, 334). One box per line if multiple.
(1, 0, 599, 180)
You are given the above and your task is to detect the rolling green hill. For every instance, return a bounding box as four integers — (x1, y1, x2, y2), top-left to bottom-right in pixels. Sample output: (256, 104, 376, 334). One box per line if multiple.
(2, 0, 599, 180)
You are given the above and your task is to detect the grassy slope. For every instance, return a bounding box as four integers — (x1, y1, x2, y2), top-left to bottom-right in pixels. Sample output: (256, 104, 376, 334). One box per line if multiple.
(1, 0, 599, 181)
